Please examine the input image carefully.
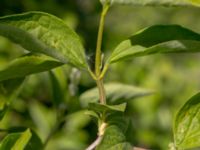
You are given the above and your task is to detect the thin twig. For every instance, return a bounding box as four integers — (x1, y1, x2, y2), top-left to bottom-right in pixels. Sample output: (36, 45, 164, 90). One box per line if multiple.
(86, 136, 103, 150)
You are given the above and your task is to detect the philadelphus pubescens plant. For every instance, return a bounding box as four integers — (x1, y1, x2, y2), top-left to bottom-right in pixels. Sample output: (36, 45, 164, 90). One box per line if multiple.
(0, 0, 200, 149)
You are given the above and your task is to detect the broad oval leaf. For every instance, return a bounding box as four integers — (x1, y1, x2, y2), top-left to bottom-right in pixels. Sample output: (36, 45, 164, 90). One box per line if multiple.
(0, 54, 63, 82)
(107, 25, 200, 64)
(100, 0, 200, 7)
(174, 92, 200, 149)
(80, 82, 153, 107)
(0, 11, 87, 69)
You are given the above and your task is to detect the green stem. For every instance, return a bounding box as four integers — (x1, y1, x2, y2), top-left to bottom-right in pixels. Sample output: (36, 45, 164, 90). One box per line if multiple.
(94, 3, 109, 105)
(96, 79, 106, 104)
(95, 3, 109, 77)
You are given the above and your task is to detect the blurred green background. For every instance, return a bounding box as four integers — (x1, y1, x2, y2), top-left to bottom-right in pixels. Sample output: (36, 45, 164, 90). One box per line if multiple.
(0, 0, 200, 149)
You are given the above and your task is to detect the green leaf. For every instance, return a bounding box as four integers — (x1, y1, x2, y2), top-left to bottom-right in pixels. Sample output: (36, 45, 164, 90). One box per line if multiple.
(11, 129, 32, 150)
(108, 25, 200, 64)
(96, 125, 132, 150)
(88, 103, 126, 114)
(80, 82, 153, 107)
(0, 129, 31, 150)
(0, 54, 63, 82)
(0, 78, 25, 120)
(100, 0, 200, 7)
(174, 92, 200, 149)
(24, 129, 43, 150)
(0, 78, 25, 98)
(0, 103, 8, 121)
(49, 71, 64, 107)
(0, 11, 87, 68)
(107, 142, 132, 150)
(0, 133, 20, 150)
(0, 128, 43, 150)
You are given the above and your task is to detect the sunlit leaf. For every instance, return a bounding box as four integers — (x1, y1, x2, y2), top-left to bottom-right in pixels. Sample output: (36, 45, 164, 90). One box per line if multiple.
(107, 25, 200, 64)
(12, 129, 32, 150)
(0, 11, 87, 68)
(100, 0, 200, 7)
(174, 92, 200, 149)
(0, 54, 63, 82)
(80, 83, 153, 107)
(0, 128, 43, 150)
(0, 129, 31, 150)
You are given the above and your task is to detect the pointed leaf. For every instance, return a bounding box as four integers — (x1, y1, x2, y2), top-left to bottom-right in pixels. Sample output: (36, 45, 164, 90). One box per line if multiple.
(11, 129, 32, 150)
(80, 83, 153, 107)
(0, 133, 20, 150)
(100, 0, 200, 7)
(0, 11, 87, 68)
(0, 54, 63, 82)
(0, 129, 31, 150)
(174, 92, 200, 149)
(108, 25, 200, 64)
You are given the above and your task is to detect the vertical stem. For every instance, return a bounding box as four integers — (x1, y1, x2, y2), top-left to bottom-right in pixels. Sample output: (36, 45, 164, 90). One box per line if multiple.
(94, 3, 109, 105)
(96, 79, 106, 104)
(95, 3, 109, 77)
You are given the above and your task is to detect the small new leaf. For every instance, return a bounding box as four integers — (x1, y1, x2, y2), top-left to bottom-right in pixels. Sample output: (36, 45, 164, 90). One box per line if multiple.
(108, 25, 200, 64)
(174, 92, 200, 149)
(0, 11, 87, 69)
(88, 103, 127, 114)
